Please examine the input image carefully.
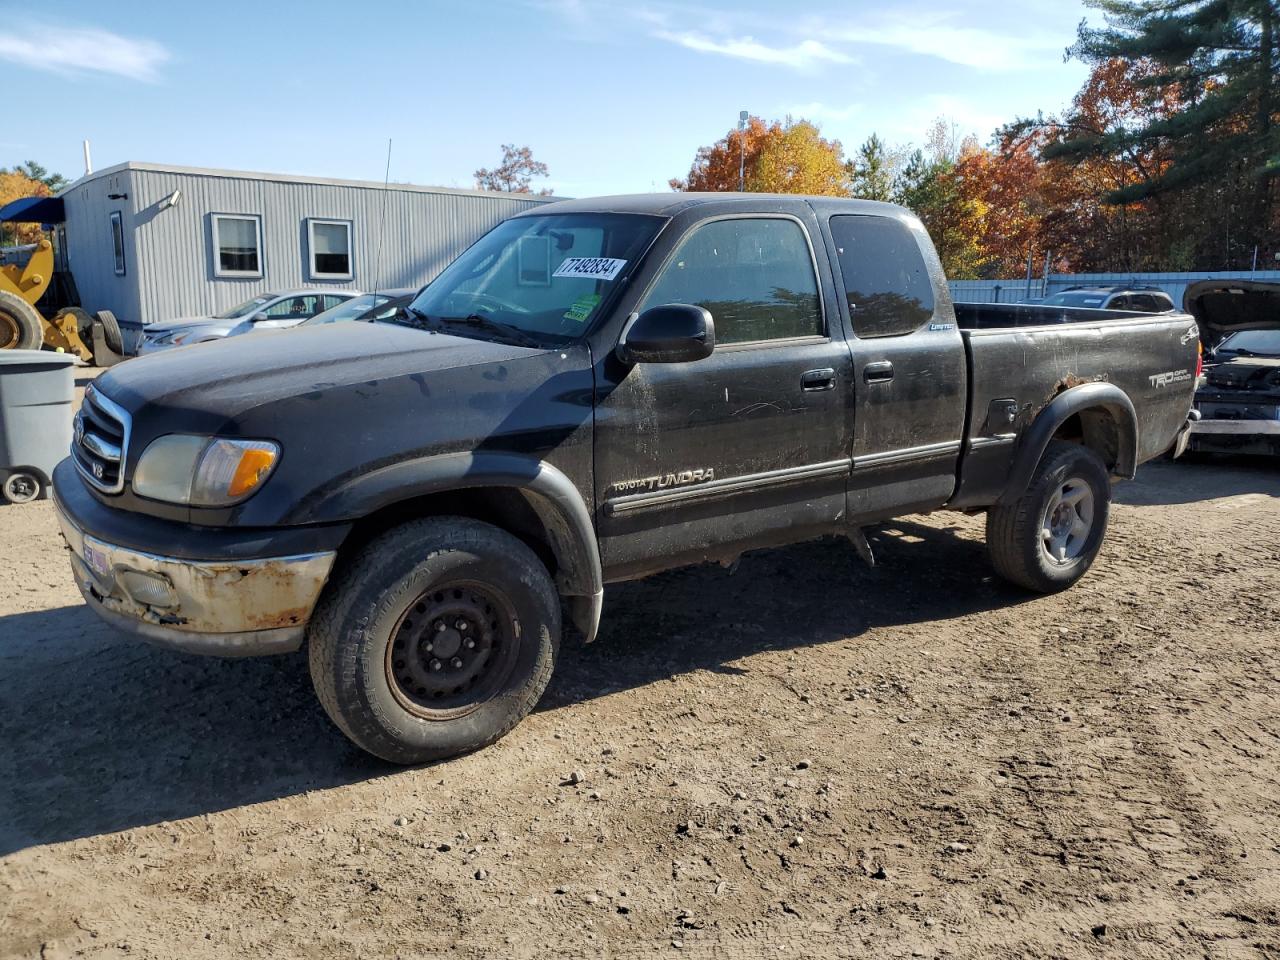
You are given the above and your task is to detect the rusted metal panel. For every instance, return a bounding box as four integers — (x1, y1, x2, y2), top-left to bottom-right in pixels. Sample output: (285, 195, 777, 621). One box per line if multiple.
(56, 500, 334, 639)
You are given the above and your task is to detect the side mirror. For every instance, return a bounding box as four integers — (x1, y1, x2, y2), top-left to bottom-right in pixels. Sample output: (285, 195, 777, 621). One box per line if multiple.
(251, 312, 270, 323)
(617, 304, 715, 364)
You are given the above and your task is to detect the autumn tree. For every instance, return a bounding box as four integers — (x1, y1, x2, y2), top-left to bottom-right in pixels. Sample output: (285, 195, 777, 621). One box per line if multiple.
(0, 170, 52, 245)
(671, 116, 849, 195)
(1062, 0, 1279, 261)
(3, 161, 67, 193)
(474, 145, 551, 194)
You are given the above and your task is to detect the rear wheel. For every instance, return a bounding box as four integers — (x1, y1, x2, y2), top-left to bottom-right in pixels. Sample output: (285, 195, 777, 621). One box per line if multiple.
(308, 517, 560, 764)
(96, 311, 124, 355)
(0, 290, 44, 351)
(986, 440, 1111, 593)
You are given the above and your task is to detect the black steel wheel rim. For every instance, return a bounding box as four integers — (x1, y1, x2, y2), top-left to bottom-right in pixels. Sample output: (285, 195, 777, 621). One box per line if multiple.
(384, 580, 520, 719)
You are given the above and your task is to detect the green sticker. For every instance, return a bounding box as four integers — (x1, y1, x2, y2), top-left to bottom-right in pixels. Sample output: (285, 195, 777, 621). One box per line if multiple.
(563, 293, 602, 323)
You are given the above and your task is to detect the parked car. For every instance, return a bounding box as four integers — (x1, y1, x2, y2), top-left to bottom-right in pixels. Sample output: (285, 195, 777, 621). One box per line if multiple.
(54, 194, 1199, 764)
(295, 289, 417, 328)
(138, 290, 361, 354)
(1184, 280, 1280, 457)
(1040, 286, 1176, 313)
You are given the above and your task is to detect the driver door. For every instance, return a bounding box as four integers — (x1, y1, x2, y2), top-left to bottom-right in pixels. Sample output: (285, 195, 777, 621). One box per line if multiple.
(593, 213, 855, 581)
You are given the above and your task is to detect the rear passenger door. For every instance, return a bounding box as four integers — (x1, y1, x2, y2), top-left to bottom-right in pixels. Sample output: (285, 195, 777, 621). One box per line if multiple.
(826, 214, 967, 519)
(594, 213, 855, 579)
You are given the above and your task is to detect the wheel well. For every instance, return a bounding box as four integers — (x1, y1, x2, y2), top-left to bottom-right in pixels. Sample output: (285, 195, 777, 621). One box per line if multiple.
(1051, 408, 1121, 472)
(335, 487, 560, 580)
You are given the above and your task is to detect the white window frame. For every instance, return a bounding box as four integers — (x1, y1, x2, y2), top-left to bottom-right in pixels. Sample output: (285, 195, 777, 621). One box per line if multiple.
(109, 211, 126, 277)
(211, 213, 264, 279)
(306, 218, 354, 280)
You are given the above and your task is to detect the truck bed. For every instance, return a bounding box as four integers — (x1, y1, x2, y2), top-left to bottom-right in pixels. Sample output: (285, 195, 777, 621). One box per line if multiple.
(948, 304, 1200, 509)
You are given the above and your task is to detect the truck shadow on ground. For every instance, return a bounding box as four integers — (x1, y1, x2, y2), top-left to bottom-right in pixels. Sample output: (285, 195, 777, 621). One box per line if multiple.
(1117, 456, 1280, 507)
(0, 518, 1026, 856)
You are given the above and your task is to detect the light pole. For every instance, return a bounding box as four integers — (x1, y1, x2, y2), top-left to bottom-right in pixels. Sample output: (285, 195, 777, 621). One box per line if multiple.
(738, 110, 748, 192)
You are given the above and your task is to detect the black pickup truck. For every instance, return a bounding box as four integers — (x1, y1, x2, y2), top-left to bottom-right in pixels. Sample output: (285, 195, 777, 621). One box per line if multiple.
(54, 194, 1200, 763)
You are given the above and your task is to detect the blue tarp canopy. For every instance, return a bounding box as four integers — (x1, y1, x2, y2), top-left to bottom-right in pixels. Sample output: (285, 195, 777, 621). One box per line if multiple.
(0, 195, 64, 224)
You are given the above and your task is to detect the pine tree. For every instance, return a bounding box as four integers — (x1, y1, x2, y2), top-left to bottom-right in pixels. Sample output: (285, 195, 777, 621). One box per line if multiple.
(847, 134, 894, 202)
(1057, 0, 1279, 255)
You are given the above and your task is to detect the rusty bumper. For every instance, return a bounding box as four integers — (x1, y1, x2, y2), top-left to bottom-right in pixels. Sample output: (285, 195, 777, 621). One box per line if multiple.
(56, 498, 336, 657)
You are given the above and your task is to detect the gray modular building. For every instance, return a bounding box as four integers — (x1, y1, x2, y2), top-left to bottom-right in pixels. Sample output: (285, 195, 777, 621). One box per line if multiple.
(47, 161, 554, 351)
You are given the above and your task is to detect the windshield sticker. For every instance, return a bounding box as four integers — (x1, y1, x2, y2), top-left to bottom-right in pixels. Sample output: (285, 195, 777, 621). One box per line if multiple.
(553, 257, 628, 282)
(564, 293, 602, 323)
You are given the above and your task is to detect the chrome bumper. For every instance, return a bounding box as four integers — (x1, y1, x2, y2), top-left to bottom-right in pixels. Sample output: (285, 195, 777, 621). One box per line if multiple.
(1189, 419, 1280, 436)
(56, 499, 336, 656)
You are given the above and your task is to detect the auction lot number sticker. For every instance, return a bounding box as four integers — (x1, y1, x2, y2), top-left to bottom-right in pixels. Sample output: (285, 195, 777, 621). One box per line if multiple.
(553, 258, 628, 281)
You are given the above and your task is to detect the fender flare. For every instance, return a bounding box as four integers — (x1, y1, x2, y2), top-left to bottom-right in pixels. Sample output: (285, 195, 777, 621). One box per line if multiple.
(291, 452, 604, 639)
(999, 382, 1139, 505)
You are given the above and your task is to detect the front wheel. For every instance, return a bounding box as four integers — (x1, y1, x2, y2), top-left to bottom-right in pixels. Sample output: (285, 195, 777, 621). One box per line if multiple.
(986, 440, 1111, 593)
(308, 517, 560, 764)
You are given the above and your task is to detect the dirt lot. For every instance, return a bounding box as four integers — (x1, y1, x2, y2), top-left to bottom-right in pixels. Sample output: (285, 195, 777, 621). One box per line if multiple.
(2, 456, 1278, 959)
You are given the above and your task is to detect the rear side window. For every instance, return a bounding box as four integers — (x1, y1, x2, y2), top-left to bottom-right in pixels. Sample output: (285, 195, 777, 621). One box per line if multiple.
(640, 217, 822, 345)
(830, 215, 934, 338)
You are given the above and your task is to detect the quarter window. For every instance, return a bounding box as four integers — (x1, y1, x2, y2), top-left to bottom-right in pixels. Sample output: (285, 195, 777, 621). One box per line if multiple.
(212, 214, 263, 278)
(109, 211, 125, 276)
(830, 215, 935, 338)
(641, 218, 822, 345)
(308, 219, 353, 279)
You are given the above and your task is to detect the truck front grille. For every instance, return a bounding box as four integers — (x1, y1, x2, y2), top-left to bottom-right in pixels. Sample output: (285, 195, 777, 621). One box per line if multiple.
(73, 385, 131, 494)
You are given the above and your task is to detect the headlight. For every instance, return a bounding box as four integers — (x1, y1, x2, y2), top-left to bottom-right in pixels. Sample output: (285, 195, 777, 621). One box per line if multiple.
(133, 435, 280, 506)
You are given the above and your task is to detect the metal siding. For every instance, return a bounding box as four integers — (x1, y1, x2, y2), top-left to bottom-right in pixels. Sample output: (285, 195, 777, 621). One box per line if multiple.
(951, 271, 1280, 306)
(127, 169, 550, 327)
(60, 170, 144, 348)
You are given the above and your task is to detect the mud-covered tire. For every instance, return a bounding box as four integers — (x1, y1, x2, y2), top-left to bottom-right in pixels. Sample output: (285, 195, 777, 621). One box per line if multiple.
(0, 290, 44, 351)
(308, 517, 560, 765)
(986, 440, 1111, 593)
(96, 311, 124, 354)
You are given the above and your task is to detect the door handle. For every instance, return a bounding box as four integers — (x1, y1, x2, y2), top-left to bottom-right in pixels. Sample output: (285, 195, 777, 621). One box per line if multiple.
(863, 361, 894, 383)
(801, 367, 837, 391)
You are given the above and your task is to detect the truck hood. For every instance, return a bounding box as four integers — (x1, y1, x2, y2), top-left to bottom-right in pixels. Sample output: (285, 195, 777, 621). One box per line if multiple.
(1184, 280, 1280, 343)
(100, 321, 550, 419)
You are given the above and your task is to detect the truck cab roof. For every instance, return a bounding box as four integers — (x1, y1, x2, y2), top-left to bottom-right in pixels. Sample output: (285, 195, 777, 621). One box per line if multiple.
(518, 193, 913, 220)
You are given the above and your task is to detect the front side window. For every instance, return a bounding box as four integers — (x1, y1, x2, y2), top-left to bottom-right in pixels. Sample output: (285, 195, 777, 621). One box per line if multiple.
(109, 211, 125, 276)
(640, 217, 822, 345)
(263, 295, 321, 319)
(404, 212, 662, 346)
(212, 214, 262, 277)
(830, 215, 934, 338)
(308, 219, 353, 279)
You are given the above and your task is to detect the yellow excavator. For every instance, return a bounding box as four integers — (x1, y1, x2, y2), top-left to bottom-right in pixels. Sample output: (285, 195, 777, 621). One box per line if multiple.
(0, 237, 97, 360)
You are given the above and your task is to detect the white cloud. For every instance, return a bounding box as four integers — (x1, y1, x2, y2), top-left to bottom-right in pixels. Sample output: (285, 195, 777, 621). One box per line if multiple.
(0, 23, 170, 81)
(652, 31, 852, 70)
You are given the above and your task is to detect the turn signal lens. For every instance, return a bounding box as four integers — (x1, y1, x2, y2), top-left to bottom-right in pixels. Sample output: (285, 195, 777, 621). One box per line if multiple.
(1195, 341, 1204, 378)
(190, 439, 279, 505)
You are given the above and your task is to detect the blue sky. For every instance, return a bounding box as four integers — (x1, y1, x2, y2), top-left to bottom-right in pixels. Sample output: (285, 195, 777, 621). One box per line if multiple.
(7, 0, 1094, 196)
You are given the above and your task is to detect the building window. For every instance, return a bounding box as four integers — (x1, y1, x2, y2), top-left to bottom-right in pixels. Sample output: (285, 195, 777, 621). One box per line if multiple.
(212, 214, 263, 278)
(307, 219, 353, 279)
(109, 211, 126, 276)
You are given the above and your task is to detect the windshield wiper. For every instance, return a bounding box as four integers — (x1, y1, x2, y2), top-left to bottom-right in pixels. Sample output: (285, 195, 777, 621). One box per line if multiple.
(435, 314, 543, 348)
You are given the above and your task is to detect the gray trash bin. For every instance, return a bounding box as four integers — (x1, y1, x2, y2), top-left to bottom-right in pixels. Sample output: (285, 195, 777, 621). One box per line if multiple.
(0, 350, 79, 504)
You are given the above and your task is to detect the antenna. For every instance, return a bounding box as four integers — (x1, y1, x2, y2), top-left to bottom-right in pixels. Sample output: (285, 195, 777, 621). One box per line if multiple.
(372, 138, 392, 298)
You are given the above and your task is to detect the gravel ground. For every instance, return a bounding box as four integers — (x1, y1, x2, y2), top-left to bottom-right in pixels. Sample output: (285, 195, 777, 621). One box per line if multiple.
(1, 456, 1278, 959)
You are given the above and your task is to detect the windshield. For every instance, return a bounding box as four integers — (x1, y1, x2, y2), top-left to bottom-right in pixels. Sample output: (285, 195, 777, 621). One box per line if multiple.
(401, 213, 664, 345)
(303, 293, 391, 326)
(1042, 292, 1109, 308)
(214, 295, 274, 320)
(1217, 329, 1280, 358)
